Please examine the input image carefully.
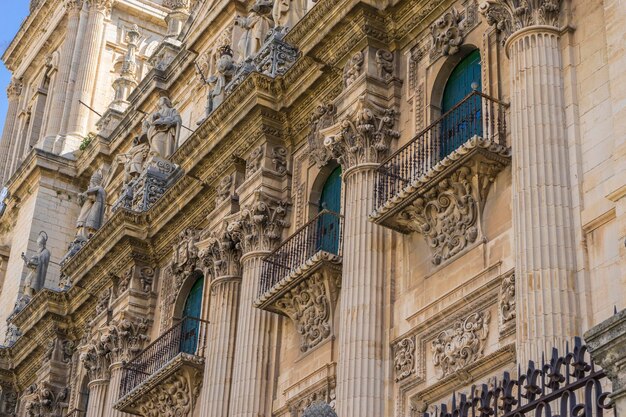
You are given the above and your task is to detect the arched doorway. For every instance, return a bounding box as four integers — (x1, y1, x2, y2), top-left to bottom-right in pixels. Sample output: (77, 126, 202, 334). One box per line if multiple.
(180, 273, 204, 354)
(316, 166, 342, 254)
(440, 49, 482, 158)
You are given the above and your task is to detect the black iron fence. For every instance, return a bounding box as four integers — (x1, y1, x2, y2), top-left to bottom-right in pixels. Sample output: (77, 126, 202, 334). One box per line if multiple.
(260, 210, 343, 297)
(375, 90, 508, 209)
(119, 316, 209, 398)
(424, 337, 614, 417)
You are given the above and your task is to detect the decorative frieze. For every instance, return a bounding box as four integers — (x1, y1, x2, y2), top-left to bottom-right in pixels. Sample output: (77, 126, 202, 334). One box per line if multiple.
(431, 311, 491, 379)
(479, 0, 563, 44)
(324, 96, 400, 169)
(228, 190, 289, 254)
(308, 103, 336, 167)
(394, 337, 416, 382)
(343, 51, 364, 88)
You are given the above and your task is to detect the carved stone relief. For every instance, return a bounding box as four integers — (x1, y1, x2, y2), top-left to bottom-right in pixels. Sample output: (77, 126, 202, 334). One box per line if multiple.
(308, 103, 336, 168)
(288, 378, 336, 417)
(343, 51, 364, 88)
(199, 225, 242, 280)
(107, 318, 150, 363)
(246, 145, 265, 177)
(375, 49, 394, 81)
(137, 369, 202, 417)
(324, 96, 400, 169)
(431, 311, 491, 379)
(431, 8, 465, 57)
(394, 336, 416, 382)
(271, 146, 288, 175)
(216, 174, 234, 204)
(24, 384, 68, 417)
(499, 272, 515, 333)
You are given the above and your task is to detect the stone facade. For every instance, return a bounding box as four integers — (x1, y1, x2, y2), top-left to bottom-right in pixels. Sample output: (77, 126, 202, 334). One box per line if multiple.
(0, 0, 623, 416)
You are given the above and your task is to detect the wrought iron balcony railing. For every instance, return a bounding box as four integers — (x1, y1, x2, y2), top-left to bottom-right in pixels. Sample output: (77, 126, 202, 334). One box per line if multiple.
(119, 316, 209, 398)
(375, 90, 508, 209)
(260, 210, 343, 297)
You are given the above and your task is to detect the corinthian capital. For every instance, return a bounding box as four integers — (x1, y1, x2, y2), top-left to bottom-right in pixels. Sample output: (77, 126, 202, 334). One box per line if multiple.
(164, 0, 189, 10)
(229, 190, 289, 254)
(88, 0, 114, 14)
(65, 0, 84, 12)
(6, 78, 22, 100)
(107, 318, 150, 363)
(80, 332, 113, 381)
(479, 0, 562, 43)
(199, 225, 242, 279)
(324, 96, 400, 170)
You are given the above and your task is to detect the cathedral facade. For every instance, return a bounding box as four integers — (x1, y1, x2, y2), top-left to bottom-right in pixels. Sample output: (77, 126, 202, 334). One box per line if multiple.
(0, 0, 624, 416)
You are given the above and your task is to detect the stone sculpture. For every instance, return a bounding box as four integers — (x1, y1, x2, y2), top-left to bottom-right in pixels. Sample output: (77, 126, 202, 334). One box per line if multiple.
(147, 97, 182, 160)
(21, 231, 51, 296)
(203, 46, 237, 118)
(118, 122, 150, 184)
(234, 0, 274, 61)
(76, 170, 106, 239)
(272, 0, 305, 30)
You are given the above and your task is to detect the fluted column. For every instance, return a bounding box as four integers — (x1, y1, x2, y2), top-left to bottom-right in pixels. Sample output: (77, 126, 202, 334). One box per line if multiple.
(43, 0, 83, 151)
(227, 192, 287, 417)
(480, 1, 579, 364)
(0, 79, 23, 184)
(86, 379, 109, 417)
(324, 96, 397, 417)
(63, 0, 112, 153)
(198, 229, 242, 417)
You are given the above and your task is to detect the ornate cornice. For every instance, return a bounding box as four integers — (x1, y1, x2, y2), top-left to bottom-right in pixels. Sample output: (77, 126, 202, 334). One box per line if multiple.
(228, 190, 289, 255)
(479, 0, 563, 44)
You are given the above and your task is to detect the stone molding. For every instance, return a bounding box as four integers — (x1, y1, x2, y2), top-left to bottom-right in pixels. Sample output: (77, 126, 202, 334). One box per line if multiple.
(323, 96, 400, 170)
(479, 0, 563, 45)
(228, 190, 289, 255)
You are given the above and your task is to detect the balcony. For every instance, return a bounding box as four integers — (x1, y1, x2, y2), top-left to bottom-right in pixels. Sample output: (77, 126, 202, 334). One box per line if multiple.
(255, 211, 343, 353)
(115, 317, 209, 416)
(371, 91, 511, 265)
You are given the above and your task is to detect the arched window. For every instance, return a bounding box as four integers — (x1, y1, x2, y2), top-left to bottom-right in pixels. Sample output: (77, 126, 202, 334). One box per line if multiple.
(180, 273, 204, 354)
(440, 49, 482, 158)
(316, 166, 342, 254)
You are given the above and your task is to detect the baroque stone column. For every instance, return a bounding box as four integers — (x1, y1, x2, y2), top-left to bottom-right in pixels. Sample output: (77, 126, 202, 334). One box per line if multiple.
(64, 0, 113, 153)
(103, 318, 149, 417)
(480, 0, 579, 364)
(0, 78, 23, 184)
(80, 330, 113, 417)
(227, 191, 288, 417)
(325, 96, 399, 416)
(44, 0, 83, 150)
(197, 226, 242, 417)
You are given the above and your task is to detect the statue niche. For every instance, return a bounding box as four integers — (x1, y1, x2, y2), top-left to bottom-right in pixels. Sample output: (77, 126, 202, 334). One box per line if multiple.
(21, 231, 51, 297)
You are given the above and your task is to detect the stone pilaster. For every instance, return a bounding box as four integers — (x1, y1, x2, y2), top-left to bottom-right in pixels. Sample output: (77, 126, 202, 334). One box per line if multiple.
(324, 96, 398, 416)
(43, 0, 83, 151)
(0, 78, 23, 184)
(227, 191, 288, 417)
(585, 309, 626, 417)
(480, 0, 579, 365)
(197, 226, 242, 417)
(64, 0, 113, 153)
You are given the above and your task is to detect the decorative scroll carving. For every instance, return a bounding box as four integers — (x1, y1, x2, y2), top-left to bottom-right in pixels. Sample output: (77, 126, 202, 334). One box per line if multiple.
(246, 145, 265, 177)
(44, 337, 75, 363)
(228, 190, 289, 254)
(107, 318, 150, 363)
(499, 272, 515, 331)
(479, 0, 563, 44)
(216, 174, 234, 204)
(199, 225, 242, 279)
(140, 267, 155, 293)
(24, 385, 68, 417)
(137, 370, 202, 417)
(324, 96, 400, 169)
(394, 337, 416, 382)
(431, 311, 491, 379)
(95, 288, 112, 315)
(271, 146, 288, 175)
(308, 104, 336, 167)
(431, 8, 465, 57)
(343, 51, 364, 88)
(273, 272, 336, 352)
(375, 49, 394, 81)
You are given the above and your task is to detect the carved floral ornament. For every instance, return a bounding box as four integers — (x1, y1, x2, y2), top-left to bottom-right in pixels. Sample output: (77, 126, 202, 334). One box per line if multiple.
(431, 8, 465, 57)
(87, 0, 115, 14)
(431, 311, 491, 379)
(394, 336, 416, 382)
(137, 368, 202, 417)
(499, 271, 516, 329)
(308, 103, 336, 167)
(478, 0, 563, 44)
(324, 96, 400, 169)
(198, 225, 242, 280)
(65, 0, 84, 12)
(24, 384, 68, 417)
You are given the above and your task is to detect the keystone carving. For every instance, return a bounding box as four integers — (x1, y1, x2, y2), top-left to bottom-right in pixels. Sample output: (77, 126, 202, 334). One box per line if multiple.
(228, 190, 289, 254)
(431, 311, 491, 379)
(343, 51, 364, 88)
(431, 8, 465, 57)
(324, 96, 400, 169)
(394, 337, 416, 382)
(308, 103, 336, 168)
(479, 0, 563, 44)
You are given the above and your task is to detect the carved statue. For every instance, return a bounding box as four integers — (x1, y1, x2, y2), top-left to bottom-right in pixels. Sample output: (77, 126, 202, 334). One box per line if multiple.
(118, 122, 150, 184)
(21, 231, 51, 297)
(234, 0, 274, 61)
(272, 0, 305, 29)
(147, 97, 182, 159)
(76, 170, 106, 239)
(203, 46, 237, 117)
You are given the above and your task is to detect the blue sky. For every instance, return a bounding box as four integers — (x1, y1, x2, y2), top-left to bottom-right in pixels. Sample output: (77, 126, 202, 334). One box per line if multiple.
(0, 2, 30, 135)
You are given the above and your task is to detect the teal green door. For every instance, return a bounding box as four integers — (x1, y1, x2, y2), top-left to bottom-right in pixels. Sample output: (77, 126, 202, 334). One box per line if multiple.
(317, 167, 342, 255)
(440, 50, 482, 158)
(180, 275, 203, 354)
